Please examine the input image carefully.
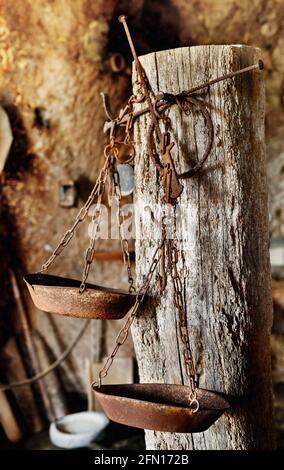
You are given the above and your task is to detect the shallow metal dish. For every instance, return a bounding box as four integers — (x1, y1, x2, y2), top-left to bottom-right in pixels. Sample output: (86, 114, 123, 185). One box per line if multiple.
(93, 383, 230, 433)
(24, 273, 137, 320)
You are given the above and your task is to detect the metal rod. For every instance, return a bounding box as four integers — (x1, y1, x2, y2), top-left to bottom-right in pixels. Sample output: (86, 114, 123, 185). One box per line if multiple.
(128, 62, 262, 115)
(116, 17, 263, 119)
(115, 62, 264, 123)
(118, 15, 140, 66)
(186, 60, 264, 96)
(118, 15, 163, 142)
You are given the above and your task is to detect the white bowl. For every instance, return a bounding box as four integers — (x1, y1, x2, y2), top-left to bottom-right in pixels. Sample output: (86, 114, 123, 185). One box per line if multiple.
(49, 411, 109, 449)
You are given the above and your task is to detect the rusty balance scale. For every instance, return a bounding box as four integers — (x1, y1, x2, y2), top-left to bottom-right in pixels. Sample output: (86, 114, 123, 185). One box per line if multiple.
(25, 16, 263, 433)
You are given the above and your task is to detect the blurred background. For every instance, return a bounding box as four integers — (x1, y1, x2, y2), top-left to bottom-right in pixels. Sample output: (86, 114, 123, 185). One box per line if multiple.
(0, 0, 284, 450)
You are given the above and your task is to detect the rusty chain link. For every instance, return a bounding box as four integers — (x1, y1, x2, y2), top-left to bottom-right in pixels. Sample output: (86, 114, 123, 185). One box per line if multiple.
(40, 170, 103, 273)
(39, 142, 134, 294)
(168, 206, 199, 412)
(109, 158, 135, 293)
(79, 149, 113, 293)
(40, 151, 112, 287)
(95, 233, 166, 388)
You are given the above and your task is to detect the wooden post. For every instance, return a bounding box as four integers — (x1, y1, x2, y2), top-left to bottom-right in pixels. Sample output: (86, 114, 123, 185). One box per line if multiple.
(132, 45, 275, 450)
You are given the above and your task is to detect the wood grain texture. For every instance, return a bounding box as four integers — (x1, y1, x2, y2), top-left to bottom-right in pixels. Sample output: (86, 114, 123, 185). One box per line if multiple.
(132, 45, 275, 450)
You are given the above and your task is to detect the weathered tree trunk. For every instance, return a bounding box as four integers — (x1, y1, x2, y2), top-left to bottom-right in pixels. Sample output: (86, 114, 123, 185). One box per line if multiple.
(132, 45, 275, 450)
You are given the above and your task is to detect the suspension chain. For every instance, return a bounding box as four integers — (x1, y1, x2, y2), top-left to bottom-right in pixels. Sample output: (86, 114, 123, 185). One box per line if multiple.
(79, 149, 113, 293)
(39, 137, 136, 294)
(40, 178, 101, 273)
(168, 205, 199, 411)
(95, 234, 166, 387)
(110, 159, 135, 293)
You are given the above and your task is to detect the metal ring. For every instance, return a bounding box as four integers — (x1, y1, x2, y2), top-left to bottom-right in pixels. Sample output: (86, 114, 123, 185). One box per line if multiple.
(147, 96, 213, 179)
(104, 144, 119, 158)
(189, 391, 200, 414)
(109, 53, 126, 73)
(178, 96, 213, 179)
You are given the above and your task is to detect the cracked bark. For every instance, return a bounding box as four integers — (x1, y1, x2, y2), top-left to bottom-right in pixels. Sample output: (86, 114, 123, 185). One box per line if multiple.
(132, 45, 275, 450)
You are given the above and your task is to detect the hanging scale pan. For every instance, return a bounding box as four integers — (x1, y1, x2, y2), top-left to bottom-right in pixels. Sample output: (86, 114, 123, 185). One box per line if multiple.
(24, 273, 136, 320)
(90, 235, 230, 433)
(93, 384, 229, 433)
(25, 150, 137, 320)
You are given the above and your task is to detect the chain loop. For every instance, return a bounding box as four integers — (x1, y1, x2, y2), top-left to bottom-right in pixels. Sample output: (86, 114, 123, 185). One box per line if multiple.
(109, 159, 136, 293)
(79, 155, 112, 293)
(168, 206, 199, 411)
(39, 179, 100, 273)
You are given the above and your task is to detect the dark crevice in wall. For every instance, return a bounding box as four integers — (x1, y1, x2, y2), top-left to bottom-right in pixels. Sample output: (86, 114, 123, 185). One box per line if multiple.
(0, 104, 36, 178)
(108, 0, 181, 64)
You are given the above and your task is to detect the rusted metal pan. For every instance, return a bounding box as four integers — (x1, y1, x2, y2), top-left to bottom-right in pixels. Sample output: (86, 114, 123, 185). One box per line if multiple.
(93, 383, 229, 433)
(24, 273, 136, 320)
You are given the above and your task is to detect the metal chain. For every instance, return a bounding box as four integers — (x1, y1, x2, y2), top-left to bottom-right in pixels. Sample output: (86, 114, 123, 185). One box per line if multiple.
(79, 149, 113, 293)
(95, 234, 166, 387)
(109, 159, 135, 293)
(168, 204, 199, 411)
(40, 138, 135, 294)
(124, 96, 135, 145)
(40, 179, 100, 273)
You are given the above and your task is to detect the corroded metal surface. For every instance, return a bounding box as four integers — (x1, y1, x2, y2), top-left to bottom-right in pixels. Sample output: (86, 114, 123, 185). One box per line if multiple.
(24, 273, 136, 319)
(93, 383, 230, 433)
